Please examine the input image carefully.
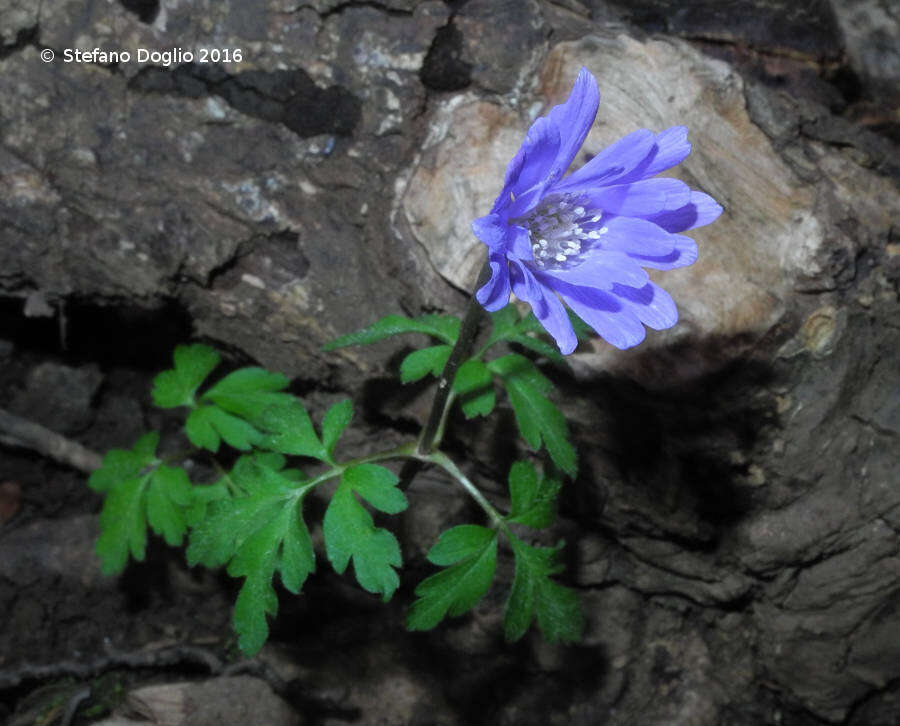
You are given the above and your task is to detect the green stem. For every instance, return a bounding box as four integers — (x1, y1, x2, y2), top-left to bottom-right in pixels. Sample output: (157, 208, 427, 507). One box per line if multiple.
(416, 263, 491, 456)
(299, 441, 418, 494)
(419, 450, 505, 528)
(284, 443, 506, 537)
(432, 391, 457, 450)
(211, 458, 242, 496)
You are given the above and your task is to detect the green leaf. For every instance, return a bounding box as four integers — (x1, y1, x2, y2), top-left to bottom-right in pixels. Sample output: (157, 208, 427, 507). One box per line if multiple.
(486, 305, 521, 345)
(323, 313, 461, 350)
(506, 461, 561, 529)
(146, 465, 193, 546)
(185, 405, 263, 453)
(323, 464, 407, 600)
(280, 505, 316, 593)
(88, 432, 159, 493)
(406, 525, 498, 631)
(185, 481, 229, 526)
(320, 399, 353, 459)
(227, 504, 308, 654)
(96, 474, 150, 575)
(400, 345, 452, 384)
(486, 307, 595, 363)
(90, 432, 162, 574)
(518, 310, 592, 343)
(484, 308, 569, 364)
(187, 457, 297, 569)
(506, 335, 567, 365)
(452, 359, 495, 418)
(426, 524, 497, 566)
(488, 355, 577, 477)
(233, 569, 278, 656)
(185, 454, 315, 656)
(152, 344, 220, 408)
(260, 401, 329, 462)
(344, 463, 407, 514)
(503, 536, 584, 644)
(201, 367, 292, 422)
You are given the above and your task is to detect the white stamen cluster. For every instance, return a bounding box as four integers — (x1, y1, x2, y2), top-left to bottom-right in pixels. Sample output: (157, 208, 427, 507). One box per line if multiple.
(517, 194, 607, 270)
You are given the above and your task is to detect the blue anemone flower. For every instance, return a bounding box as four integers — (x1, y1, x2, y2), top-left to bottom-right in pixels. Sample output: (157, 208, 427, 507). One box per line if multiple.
(473, 67, 723, 354)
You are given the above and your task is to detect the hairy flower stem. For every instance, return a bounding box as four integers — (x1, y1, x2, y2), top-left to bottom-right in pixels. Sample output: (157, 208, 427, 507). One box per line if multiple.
(397, 263, 490, 492)
(417, 262, 491, 456)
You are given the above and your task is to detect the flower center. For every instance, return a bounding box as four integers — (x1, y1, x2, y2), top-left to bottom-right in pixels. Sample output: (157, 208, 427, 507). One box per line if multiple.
(515, 194, 607, 270)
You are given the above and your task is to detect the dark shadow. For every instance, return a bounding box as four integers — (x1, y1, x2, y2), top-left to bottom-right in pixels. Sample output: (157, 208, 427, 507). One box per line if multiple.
(129, 64, 362, 138)
(420, 23, 472, 92)
(118, 538, 177, 613)
(119, 0, 160, 24)
(560, 336, 778, 548)
(0, 294, 193, 371)
(411, 627, 609, 726)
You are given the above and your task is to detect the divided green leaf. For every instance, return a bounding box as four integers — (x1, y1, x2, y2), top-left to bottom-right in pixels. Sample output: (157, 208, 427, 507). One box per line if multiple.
(323, 314, 461, 350)
(518, 310, 594, 343)
(486, 307, 595, 364)
(503, 535, 584, 644)
(185, 405, 263, 453)
(261, 401, 329, 462)
(95, 475, 150, 576)
(407, 525, 498, 631)
(400, 345, 452, 384)
(201, 367, 292, 422)
(486, 306, 520, 344)
(320, 399, 353, 459)
(145, 465, 193, 546)
(186, 454, 314, 655)
(152, 344, 220, 408)
(90, 432, 160, 574)
(488, 354, 577, 477)
(452, 359, 495, 418)
(90, 433, 198, 574)
(88, 431, 159, 494)
(323, 463, 407, 600)
(485, 308, 564, 364)
(184, 481, 229, 526)
(505, 461, 561, 529)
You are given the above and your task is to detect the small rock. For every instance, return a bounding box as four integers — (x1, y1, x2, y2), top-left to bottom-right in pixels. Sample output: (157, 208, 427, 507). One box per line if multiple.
(9, 361, 103, 435)
(103, 676, 300, 726)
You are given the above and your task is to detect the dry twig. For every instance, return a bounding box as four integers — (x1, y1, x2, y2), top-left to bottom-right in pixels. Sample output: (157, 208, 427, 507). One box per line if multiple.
(0, 407, 102, 473)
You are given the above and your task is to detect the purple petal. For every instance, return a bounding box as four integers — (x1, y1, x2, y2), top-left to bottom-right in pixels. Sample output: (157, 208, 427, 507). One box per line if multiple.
(473, 215, 533, 260)
(506, 183, 549, 219)
(493, 116, 561, 215)
(584, 177, 691, 217)
(511, 262, 577, 354)
(629, 234, 698, 270)
(505, 225, 534, 260)
(472, 214, 507, 252)
(619, 126, 691, 184)
(600, 216, 677, 257)
(646, 191, 723, 232)
(551, 278, 646, 349)
(476, 254, 511, 311)
(610, 282, 677, 330)
(511, 117, 562, 195)
(545, 67, 601, 183)
(554, 129, 656, 192)
(538, 250, 649, 290)
(494, 68, 600, 217)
